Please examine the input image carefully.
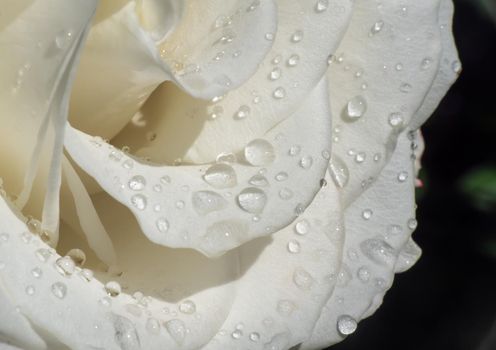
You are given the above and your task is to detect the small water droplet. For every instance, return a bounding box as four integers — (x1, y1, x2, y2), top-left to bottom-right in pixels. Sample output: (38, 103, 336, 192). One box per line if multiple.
(179, 300, 196, 314)
(400, 83, 412, 93)
(388, 112, 404, 127)
(287, 54, 300, 67)
(250, 332, 260, 342)
(407, 218, 418, 230)
(244, 139, 275, 166)
(203, 164, 237, 189)
(128, 175, 146, 191)
(105, 281, 122, 297)
(66, 248, 86, 267)
(234, 105, 251, 120)
(397, 171, 409, 182)
(288, 145, 301, 156)
(231, 329, 243, 339)
(295, 219, 310, 235)
(360, 239, 395, 265)
(25, 285, 35, 296)
(131, 194, 147, 210)
(113, 315, 141, 350)
(31, 267, 42, 278)
(277, 300, 296, 316)
(291, 30, 304, 43)
(315, 0, 329, 13)
(357, 267, 371, 282)
(156, 218, 169, 233)
(51, 282, 67, 299)
(452, 60, 462, 74)
(273, 87, 286, 99)
(421, 58, 432, 70)
(269, 67, 282, 80)
(192, 191, 227, 215)
(279, 188, 294, 200)
(293, 267, 314, 290)
(370, 20, 384, 35)
(35, 248, 52, 262)
(55, 256, 75, 276)
(287, 239, 301, 253)
(362, 209, 373, 220)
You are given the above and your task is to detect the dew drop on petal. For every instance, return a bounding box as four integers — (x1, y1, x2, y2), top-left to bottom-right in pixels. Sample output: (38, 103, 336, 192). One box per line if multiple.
(245, 139, 275, 166)
(293, 267, 314, 290)
(345, 96, 367, 120)
(329, 156, 349, 188)
(131, 194, 147, 210)
(51, 282, 67, 299)
(237, 188, 267, 214)
(128, 175, 146, 191)
(165, 319, 186, 345)
(192, 191, 227, 215)
(337, 315, 357, 336)
(203, 163, 237, 189)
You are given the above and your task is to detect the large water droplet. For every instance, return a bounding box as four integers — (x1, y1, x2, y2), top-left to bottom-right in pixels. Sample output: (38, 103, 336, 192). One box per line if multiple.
(360, 239, 395, 265)
(165, 319, 186, 345)
(344, 96, 367, 120)
(113, 315, 141, 350)
(337, 315, 357, 336)
(203, 164, 237, 189)
(244, 139, 275, 166)
(237, 188, 267, 214)
(192, 191, 227, 215)
(128, 175, 146, 191)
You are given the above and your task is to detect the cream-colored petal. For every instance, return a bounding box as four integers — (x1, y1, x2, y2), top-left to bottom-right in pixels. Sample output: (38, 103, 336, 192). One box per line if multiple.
(65, 80, 332, 257)
(114, 0, 353, 164)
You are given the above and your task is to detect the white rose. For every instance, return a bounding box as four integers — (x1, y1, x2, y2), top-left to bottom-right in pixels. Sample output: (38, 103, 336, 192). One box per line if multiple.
(0, 0, 459, 349)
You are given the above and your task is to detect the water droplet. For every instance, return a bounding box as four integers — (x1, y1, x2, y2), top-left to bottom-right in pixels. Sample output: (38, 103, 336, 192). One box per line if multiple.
(360, 239, 395, 265)
(279, 188, 294, 200)
(293, 267, 314, 290)
(66, 248, 86, 267)
(250, 332, 260, 342)
(407, 218, 418, 230)
(452, 60, 462, 74)
(208, 105, 224, 120)
(265, 32, 274, 41)
(113, 315, 141, 350)
(355, 152, 366, 163)
(388, 112, 404, 127)
(244, 139, 275, 166)
(357, 267, 371, 282)
(179, 300, 196, 314)
(269, 67, 282, 80)
(231, 329, 243, 339)
(192, 191, 227, 215)
(277, 299, 296, 316)
(234, 105, 251, 120)
(35, 248, 51, 262)
(421, 58, 432, 70)
(31, 267, 42, 278)
(122, 159, 134, 169)
(249, 174, 269, 187)
(203, 164, 237, 189)
(291, 30, 304, 42)
(55, 256, 75, 276)
(81, 268, 93, 282)
(400, 83, 412, 93)
(25, 285, 35, 296)
(295, 219, 310, 235)
(299, 156, 313, 169)
(397, 171, 409, 182)
(165, 319, 186, 345)
(288, 145, 301, 156)
(287, 240, 301, 253)
(156, 218, 169, 233)
(370, 21, 384, 35)
(128, 175, 146, 191)
(287, 54, 300, 67)
(329, 156, 349, 188)
(345, 96, 367, 120)
(362, 209, 373, 220)
(337, 315, 357, 336)
(263, 333, 290, 350)
(237, 188, 267, 214)
(273, 87, 286, 99)
(275, 172, 288, 182)
(315, 0, 329, 13)
(27, 218, 42, 234)
(51, 282, 67, 299)
(105, 281, 122, 297)
(55, 30, 73, 49)
(131, 194, 147, 210)
(160, 175, 171, 184)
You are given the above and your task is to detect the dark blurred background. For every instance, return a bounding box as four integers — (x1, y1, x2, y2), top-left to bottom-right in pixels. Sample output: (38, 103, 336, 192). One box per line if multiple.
(330, 1, 496, 349)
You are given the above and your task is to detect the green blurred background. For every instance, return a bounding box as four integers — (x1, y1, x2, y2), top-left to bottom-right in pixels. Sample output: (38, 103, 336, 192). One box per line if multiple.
(329, 0, 496, 349)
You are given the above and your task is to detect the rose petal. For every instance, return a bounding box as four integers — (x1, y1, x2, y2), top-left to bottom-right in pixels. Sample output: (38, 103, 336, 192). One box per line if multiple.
(113, 0, 354, 164)
(202, 176, 343, 349)
(327, 0, 445, 208)
(301, 132, 419, 349)
(409, 0, 460, 130)
(70, 0, 277, 139)
(0, 0, 98, 232)
(64, 80, 332, 257)
(0, 280, 46, 350)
